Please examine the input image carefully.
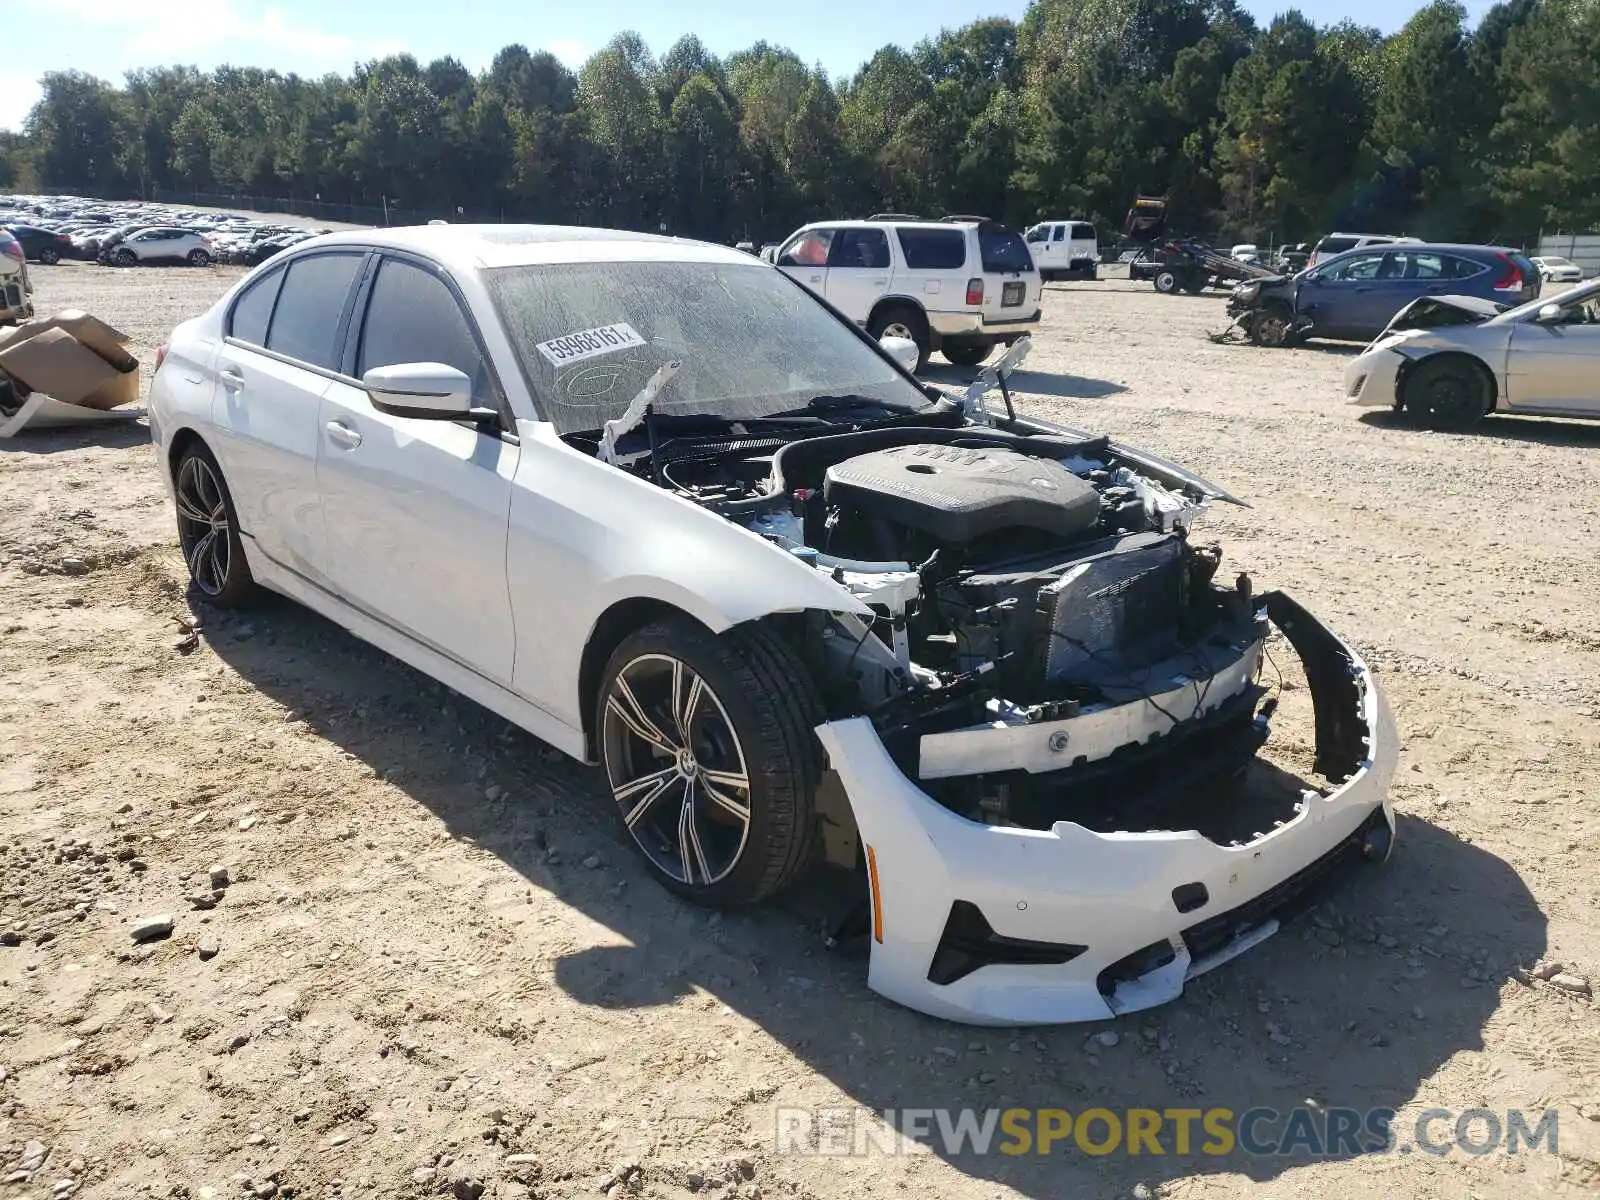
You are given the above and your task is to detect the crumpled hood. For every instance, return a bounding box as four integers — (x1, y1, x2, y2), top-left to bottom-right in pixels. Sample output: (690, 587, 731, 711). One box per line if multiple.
(1377, 293, 1504, 338)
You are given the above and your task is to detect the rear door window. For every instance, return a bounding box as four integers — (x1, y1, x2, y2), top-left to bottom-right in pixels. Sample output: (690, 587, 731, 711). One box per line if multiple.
(1071, 223, 1096, 241)
(896, 228, 967, 271)
(978, 227, 1034, 274)
(265, 252, 366, 371)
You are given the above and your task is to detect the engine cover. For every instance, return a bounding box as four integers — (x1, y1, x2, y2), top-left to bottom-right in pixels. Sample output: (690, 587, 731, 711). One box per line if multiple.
(823, 444, 1101, 543)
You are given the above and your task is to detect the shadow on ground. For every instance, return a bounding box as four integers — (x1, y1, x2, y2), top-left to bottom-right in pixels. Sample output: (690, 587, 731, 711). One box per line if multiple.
(202, 598, 1544, 1195)
(0, 418, 151, 455)
(921, 363, 1130, 401)
(1360, 408, 1600, 448)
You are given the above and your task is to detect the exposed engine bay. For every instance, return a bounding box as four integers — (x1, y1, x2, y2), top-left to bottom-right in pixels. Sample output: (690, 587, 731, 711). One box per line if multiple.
(568, 363, 1321, 850)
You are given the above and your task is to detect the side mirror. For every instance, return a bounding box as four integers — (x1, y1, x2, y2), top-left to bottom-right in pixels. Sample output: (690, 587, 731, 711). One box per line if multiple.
(1536, 303, 1564, 324)
(362, 362, 473, 419)
(880, 335, 920, 373)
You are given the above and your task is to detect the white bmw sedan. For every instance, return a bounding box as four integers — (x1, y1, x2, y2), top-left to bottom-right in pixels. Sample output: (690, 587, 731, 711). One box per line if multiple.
(149, 226, 1396, 1025)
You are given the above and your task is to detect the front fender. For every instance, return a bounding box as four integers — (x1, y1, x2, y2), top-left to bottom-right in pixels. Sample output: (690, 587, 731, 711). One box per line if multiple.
(508, 420, 869, 729)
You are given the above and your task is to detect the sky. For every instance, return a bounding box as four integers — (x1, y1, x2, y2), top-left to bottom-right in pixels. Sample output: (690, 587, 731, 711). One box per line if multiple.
(2, 0, 1506, 135)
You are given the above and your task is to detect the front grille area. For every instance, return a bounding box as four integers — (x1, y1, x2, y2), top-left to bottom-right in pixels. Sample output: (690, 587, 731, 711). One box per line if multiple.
(1180, 806, 1387, 963)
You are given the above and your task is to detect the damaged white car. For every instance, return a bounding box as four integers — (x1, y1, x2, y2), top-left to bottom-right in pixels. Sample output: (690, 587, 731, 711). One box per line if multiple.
(148, 226, 1396, 1026)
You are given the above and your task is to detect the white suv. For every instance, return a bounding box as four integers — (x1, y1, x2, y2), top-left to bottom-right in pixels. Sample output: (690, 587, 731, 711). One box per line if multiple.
(775, 217, 1042, 369)
(108, 227, 215, 267)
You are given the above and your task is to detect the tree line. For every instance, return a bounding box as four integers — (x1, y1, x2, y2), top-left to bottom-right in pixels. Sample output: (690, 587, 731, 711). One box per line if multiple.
(2, 0, 1596, 246)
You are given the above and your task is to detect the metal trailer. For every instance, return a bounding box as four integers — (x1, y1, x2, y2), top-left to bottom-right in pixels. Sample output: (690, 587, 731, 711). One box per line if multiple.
(1144, 238, 1280, 295)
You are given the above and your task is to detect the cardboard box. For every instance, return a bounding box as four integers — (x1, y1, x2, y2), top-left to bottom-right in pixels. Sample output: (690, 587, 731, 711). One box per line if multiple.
(0, 309, 140, 411)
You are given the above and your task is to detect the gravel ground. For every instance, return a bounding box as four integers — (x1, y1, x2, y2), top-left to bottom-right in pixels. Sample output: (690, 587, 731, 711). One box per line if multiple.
(1, 260, 1598, 1200)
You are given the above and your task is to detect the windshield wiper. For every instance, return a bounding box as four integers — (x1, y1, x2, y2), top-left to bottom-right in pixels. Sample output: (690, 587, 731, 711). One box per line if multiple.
(767, 394, 923, 419)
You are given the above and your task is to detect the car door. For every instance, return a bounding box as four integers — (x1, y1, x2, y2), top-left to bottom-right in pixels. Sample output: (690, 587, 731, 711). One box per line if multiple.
(1505, 292, 1600, 413)
(1299, 251, 1386, 338)
(316, 253, 520, 684)
(211, 250, 368, 584)
(822, 228, 891, 323)
(776, 227, 836, 300)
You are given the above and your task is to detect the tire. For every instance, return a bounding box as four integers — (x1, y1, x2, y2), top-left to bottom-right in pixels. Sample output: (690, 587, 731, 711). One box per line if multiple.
(1402, 356, 1491, 431)
(596, 617, 823, 906)
(38, 247, 60, 266)
(1154, 269, 1180, 295)
(113, 248, 136, 267)
(867, 304, 930, 373)
(173, 442, 258, 607)
(1182, 275, 1207, 294)
(941, 340, 994, 367)
(1250, 309, 1295, 348)
(188, 248, 212, 267)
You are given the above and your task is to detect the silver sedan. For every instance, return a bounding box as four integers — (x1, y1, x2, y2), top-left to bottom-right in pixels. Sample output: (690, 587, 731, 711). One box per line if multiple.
(1345, 277, 1600, 429)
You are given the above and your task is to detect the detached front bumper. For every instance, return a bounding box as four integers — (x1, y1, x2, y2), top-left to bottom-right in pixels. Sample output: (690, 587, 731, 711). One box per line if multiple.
(1344, 346, 1406, 407)
(816, 593, 1397, 1026)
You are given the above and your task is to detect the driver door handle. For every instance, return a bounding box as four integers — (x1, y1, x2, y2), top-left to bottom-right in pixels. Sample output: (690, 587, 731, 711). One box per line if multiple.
(325, 420, 362, 449)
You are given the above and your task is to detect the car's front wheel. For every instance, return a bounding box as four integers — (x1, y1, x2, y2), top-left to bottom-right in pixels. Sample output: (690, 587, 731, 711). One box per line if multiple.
(597, 618, 822, 906)
(112, 248, 136, 267)
(174, 442, 258, 607)
(1402, 356, 1491, 431)
(1250, 308, 1296, 348)
(188, 248, 212, 267)
(1153, 269, 1179, 295)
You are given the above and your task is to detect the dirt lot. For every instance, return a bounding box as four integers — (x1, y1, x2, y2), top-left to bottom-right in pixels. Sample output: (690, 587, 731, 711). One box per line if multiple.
(2, 260, 1598, 1200)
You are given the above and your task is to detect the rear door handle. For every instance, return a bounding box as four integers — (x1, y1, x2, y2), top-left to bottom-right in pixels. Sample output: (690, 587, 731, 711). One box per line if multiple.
(809, 274, 823, 284)
(219, 367, 245, 392)
(324, 420, 362, 449)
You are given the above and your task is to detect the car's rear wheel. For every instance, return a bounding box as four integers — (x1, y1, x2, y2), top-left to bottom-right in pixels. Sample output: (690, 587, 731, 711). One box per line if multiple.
(1183, 275, 1208, 294)
(188, 248, 212, 267)
(868, 304, 930, 373)
(38, 247, 60, 266)
(1153, 269, 1179, 295)
(942, 339, 993, 367)
(597, 618, 822, 907)
(1402, 356, 1491, 431)
(113, 248, 136, 267)
(174, 443, 257, 607)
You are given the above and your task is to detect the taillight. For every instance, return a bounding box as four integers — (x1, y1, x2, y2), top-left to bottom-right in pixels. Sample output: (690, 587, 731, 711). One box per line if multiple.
(1492, 254, 1525, 292)
(966, 278, 984, 305)
(0, 240, 21, 262)
(154, 344, 169, 372)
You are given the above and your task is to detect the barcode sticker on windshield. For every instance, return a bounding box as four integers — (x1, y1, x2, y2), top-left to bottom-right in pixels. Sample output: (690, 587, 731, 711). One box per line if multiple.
(536, 323, 646, 366)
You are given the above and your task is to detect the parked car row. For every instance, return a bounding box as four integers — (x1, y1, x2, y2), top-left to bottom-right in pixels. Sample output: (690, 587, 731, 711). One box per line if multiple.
(0, 192, 327, 270)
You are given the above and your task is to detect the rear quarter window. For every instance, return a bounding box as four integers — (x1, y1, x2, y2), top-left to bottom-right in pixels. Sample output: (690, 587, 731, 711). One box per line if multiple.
(228, 265, 286, 345)
(978, 229, 1034, 274)
(1317, 237, 1357, 256)
(896, 228, 967, 271)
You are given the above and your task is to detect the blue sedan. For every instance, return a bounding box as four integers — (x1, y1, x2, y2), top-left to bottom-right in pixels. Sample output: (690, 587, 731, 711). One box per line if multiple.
(1228, 244, 1541, 346)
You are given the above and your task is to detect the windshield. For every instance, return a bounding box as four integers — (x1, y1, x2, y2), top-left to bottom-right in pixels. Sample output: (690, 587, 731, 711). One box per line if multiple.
(487, 261, 928, 433)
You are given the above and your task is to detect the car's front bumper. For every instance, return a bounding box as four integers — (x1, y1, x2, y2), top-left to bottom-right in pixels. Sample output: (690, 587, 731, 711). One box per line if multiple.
(816, 593, 1397, 1026)
(1343, 346, 1406, 407)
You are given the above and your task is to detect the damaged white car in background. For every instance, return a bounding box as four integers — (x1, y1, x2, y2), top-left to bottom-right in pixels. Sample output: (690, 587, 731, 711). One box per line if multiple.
(147, 226, 1396, 1026)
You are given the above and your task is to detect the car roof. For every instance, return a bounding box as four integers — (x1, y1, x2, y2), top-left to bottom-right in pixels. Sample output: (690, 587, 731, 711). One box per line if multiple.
(795, 219, 977, 233)
(1315, 242, 1521, 262)
(304, 224, 757, 271)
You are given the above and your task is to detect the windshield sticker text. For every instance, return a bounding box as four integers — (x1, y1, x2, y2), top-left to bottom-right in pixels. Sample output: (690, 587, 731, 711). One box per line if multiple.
(536, 323, 646, 367)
